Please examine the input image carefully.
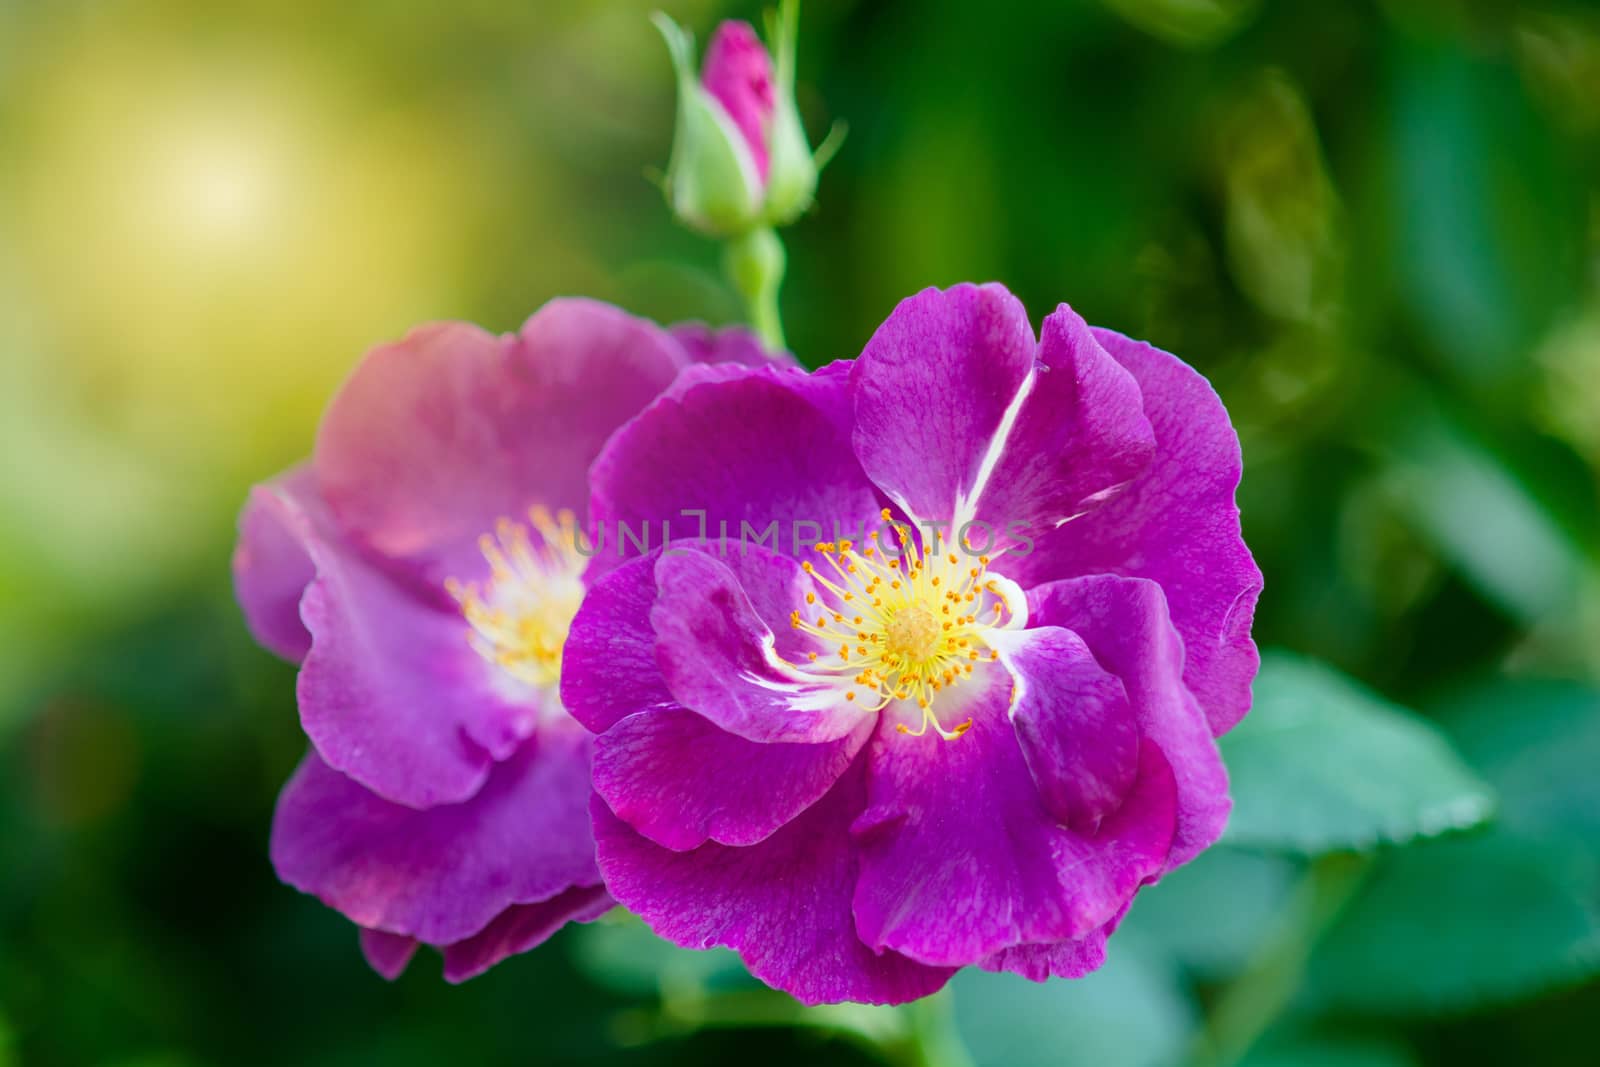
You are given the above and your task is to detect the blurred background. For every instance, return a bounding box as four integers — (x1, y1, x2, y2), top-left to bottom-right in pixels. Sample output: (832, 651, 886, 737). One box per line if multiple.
(2, 0, 1598, 1064)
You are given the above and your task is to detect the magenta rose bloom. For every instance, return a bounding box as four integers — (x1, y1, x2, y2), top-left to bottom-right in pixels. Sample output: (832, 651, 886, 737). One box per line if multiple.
(561, 283, 1261, 1004)
(232, 300, 777, 981)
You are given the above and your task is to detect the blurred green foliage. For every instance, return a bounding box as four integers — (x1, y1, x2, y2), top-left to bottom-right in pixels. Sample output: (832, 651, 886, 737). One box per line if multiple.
(3, 0, 1600, 1064)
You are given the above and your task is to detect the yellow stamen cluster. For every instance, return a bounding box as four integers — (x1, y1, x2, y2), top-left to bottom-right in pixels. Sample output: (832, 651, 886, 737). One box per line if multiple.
(444, 507, 587, 690)
(787, 509, 1007, 740)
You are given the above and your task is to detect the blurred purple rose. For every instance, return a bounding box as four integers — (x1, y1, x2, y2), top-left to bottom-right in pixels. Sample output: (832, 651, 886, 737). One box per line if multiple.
(232, 300, 778, 981)
(563, 283, 1260, 1004)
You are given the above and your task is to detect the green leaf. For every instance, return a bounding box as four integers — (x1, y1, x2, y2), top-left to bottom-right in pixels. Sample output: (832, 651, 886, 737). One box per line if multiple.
(1374, 393, 1589, 626)
(951, 943, 1195, 1067)
(1444, 679, 1600, 845)
(1381, 39, 1583, 393)
(1222, 652, 1495, 853)
(1307, 830, 1599, 1013)
(1306, 680, 1600, 1013)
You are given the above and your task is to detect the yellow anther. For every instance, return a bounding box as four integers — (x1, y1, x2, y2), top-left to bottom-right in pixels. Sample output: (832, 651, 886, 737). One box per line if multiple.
(776, 506, 1014, 743)
(446, 508, 585, 690)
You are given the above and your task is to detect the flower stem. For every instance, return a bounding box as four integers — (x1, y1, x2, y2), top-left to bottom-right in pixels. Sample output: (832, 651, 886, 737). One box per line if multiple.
(723, 226, 787, 352)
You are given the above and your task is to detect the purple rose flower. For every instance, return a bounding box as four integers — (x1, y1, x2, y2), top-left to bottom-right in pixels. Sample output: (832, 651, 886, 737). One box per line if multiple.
(562, 283, 1261, 1004)
(232, 300, 778, 981)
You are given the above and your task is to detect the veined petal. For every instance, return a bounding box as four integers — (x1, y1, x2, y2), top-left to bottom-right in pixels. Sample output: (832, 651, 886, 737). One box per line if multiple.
(238, 455, 546, 808)
(561, 553, 677, 737)
(355, 886, 613, 983)
(1028, 575, 1230, 869)
(594, 709, 873, 850)
(568, 547, 868, 849)
(1002, 329, 1261, 736)
(978, 931, 1106, 982)
(270, 728, 599, 946)
(651, 549, 869, 745)
(440, 886, 613, 984)
(296, 515, 539, 808)
(972, 304, 1155, 541)
(851, 284, 1037, 526)
(990, 625, 1140, 832)
(592, 765, 955, 1006)
(232, 465, 322, 664)
(315, 300, 690, 590)
(977, 901, 1131, 981)
(588, 362, 881, 575)
(851, 668, 1177, 967)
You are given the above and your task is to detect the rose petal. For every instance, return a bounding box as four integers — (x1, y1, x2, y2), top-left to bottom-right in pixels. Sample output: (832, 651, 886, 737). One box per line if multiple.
(594, 709, 873, 850)
(270, 728, 599, 945)
(315, 300, 689, 589)
(561, 553, 677, 736)
(441, 886, 614, 984)
(972, 304, 1154, 542)
(669, 322, 788, 367)
(977, 901, 1131, 981)
(991, 625, 1140, 832)
(978, 930, 1106, 982)
(1027, 575, 1231, 868)
(358, 888, 612, 984)
(851, 284, 1036, 525)
(296, 518, 539, 808)
(851, 669, 1177, 967)
(589, 363, 881, 574)
(232, 466, 322, 663)
(1002, 329, 1261, 735)
(358, 928, 418, 981)
(651, 550, 868, 745)
(592, 766, 954, 1006)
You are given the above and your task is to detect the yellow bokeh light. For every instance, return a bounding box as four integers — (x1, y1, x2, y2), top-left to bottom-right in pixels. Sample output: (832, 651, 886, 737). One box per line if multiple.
(0, 12, 524, 688)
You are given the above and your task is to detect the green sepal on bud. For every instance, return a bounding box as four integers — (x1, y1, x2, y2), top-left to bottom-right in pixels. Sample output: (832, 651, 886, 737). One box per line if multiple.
(759, 0, 818, 226)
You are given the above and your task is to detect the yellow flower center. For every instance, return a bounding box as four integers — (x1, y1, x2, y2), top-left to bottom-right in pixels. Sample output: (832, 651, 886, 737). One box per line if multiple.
(883, 604, 941, 664)
(444, 507, 586, 691)
(786, 509, 1016, 740)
